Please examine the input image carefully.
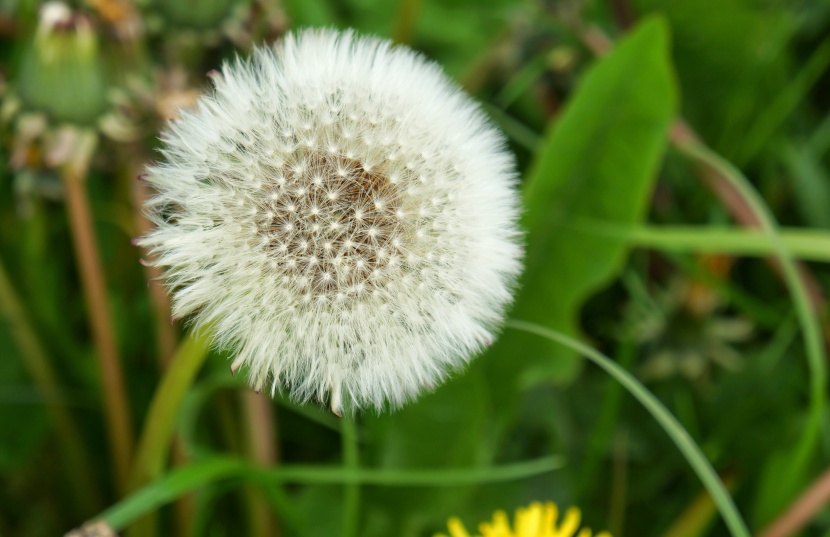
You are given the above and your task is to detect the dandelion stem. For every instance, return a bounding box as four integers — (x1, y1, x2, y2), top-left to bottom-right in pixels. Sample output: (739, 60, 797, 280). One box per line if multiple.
(341, 415, 361, 537)
(61, 130, 134, 492)
(507, 319, 751, 537)
(0, 255, 101, 512)
(242, 392, 280, 537)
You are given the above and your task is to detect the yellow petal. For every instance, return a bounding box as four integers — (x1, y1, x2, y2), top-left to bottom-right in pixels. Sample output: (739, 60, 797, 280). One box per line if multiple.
(448, 517, 473, 537)
(480, 510, 513, 537)
(440, 501, 611, 537)
(516, 502, 544, 537)
(552, 507, 582, 537)
(541, 502, 558, 537)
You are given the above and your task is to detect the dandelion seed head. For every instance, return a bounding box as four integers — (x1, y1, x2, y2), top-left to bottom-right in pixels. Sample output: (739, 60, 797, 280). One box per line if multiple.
(138, 28, 522, 412)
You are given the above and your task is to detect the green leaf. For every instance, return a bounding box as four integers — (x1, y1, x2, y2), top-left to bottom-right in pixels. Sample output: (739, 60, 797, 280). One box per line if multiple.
(484, 16, 677, 401)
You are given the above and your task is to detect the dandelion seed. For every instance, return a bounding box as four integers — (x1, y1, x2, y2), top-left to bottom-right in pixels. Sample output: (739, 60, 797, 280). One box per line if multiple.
(138, 29, 522, 413)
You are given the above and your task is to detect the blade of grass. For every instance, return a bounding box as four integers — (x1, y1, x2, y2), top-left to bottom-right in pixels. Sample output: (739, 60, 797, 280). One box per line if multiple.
(807, 111, 830, 156)
(507, 319, 750, 537)
(126, 330, 211, 537)
(736, 35, 830, 165)
(483, 103, 542, 151)
(781, 143, 830, 230)
(675, 140, 828, 513)
(95, 454, 566, 531)
(0, 255, 101, 512)
(586, 224, 830, 263)
(129, 330, 212, 490)
(494, 52, 550, 108)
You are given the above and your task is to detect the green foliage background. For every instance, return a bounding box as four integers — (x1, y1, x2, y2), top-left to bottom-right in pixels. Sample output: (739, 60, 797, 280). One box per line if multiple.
(1, 0, 829, 536)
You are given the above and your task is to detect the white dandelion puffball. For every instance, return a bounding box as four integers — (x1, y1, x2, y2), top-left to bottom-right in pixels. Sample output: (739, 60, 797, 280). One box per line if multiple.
(139, 29, 522, 413)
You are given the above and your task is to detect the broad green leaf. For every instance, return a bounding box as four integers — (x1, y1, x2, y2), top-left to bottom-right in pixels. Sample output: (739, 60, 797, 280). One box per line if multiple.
(484, 17, 677, 404)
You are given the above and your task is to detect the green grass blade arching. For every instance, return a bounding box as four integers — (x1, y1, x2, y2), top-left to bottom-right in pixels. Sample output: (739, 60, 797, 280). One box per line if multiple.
(507, 320, 750, 537)
(675, 141, 828, 523)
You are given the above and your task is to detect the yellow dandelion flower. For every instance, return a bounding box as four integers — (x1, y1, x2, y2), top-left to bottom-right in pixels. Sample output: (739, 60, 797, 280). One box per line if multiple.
(435, 502, 611, 537)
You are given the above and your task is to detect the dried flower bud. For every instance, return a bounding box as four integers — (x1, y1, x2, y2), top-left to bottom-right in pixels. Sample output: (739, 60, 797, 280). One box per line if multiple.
(139, 29, 522, 413)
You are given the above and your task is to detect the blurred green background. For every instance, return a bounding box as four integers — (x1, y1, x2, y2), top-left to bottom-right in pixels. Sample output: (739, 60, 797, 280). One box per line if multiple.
(1, 0, 830, 536)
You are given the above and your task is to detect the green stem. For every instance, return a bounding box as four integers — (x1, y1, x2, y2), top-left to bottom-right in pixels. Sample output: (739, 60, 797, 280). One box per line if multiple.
(0, 255, 101, 512)
(126, 330, 211, 537)
(676, 141, 828, 506)
(241, 392, 279, 537)
(507, 319, 750, 537)
(97, 454, 565, 531)
(597, 224, 830, 263)
(341, 415, 360, 537)
(129, 330, 212, 489)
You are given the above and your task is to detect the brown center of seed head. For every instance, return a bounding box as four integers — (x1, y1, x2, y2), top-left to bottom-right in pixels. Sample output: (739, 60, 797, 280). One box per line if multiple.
(258, 153, 407, 299)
